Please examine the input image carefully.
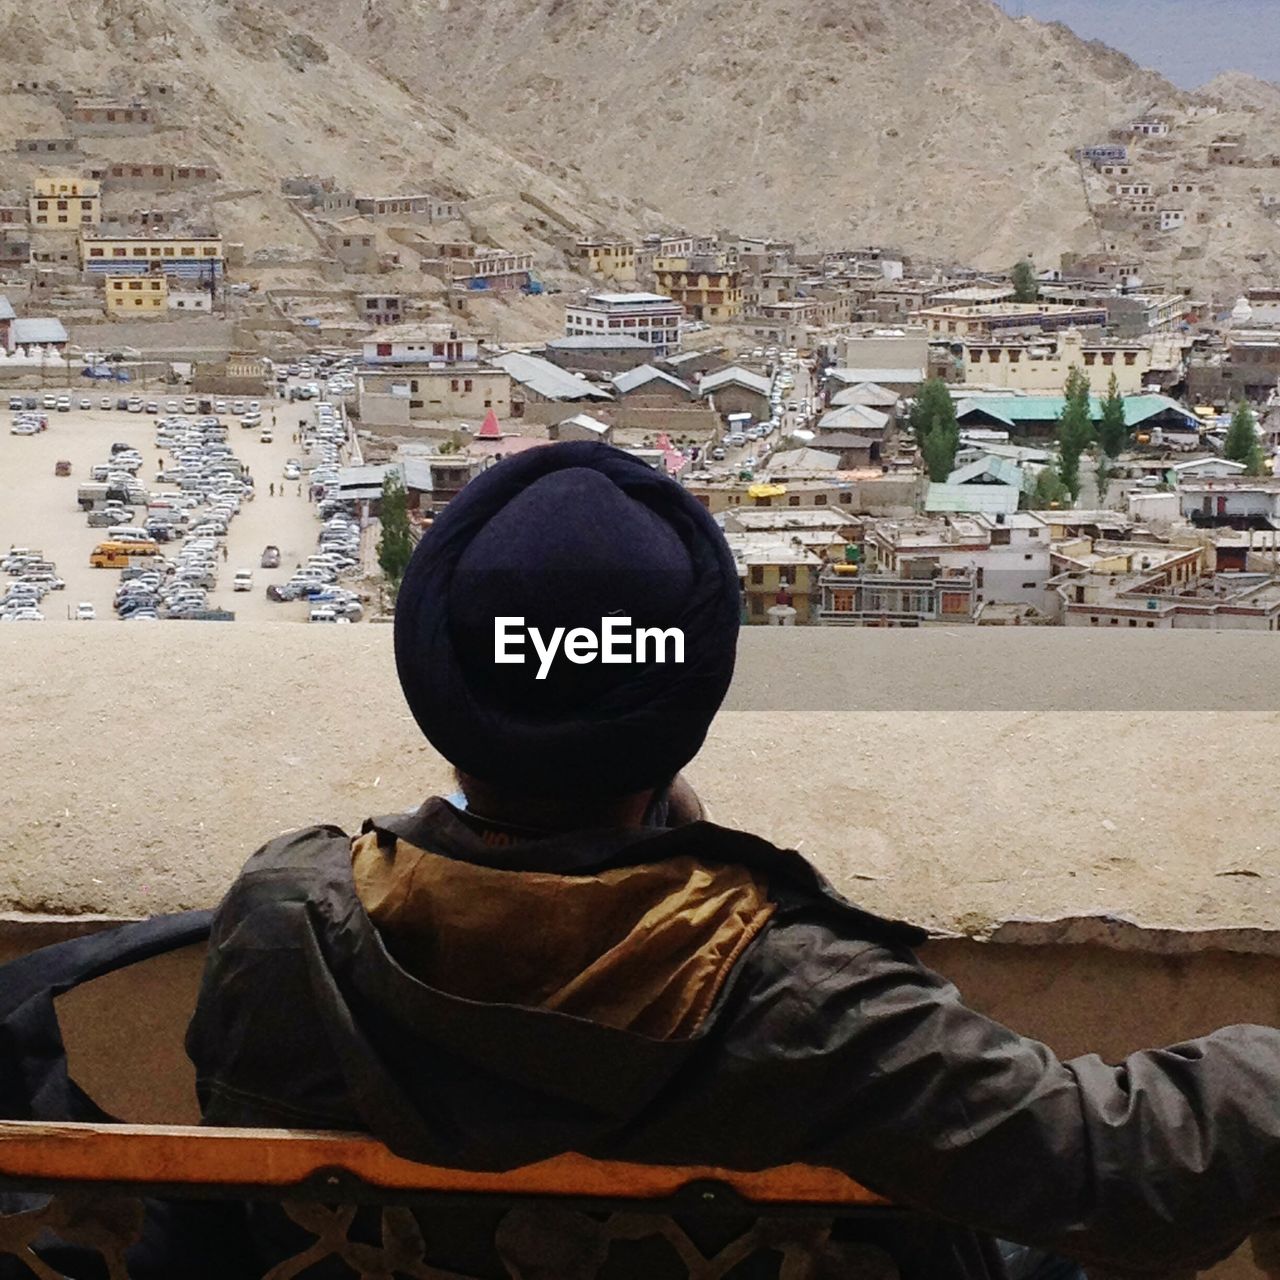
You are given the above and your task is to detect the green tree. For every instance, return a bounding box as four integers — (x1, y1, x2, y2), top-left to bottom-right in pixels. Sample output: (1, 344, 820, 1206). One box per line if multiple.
(377, 471, 414, 590)
(1224, 401, 1265, 475)
(911, 377, 960, 482)
(1029, 463, 1070, 509)
(1098, 372, 1128, 458)
(1056, 366, 1095, 502)
(1011, 260, 1039, 303)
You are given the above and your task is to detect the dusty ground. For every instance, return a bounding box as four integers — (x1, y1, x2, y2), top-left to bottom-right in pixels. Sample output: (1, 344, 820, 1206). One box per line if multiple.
(0, 400, 340, 623)
(3, 626, 1280, 940)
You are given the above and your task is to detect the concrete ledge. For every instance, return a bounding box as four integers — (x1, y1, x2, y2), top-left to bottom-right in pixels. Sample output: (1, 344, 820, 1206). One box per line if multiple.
(4, 627, 1280, 948)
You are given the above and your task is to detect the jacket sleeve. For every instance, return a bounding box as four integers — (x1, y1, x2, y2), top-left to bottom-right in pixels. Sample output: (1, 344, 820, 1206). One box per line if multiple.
(185, 829, 363, 1132)
(713, 919, 1280, 1276)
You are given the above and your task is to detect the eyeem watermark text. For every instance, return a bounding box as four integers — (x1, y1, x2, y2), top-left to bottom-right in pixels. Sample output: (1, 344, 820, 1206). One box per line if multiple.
(494, 616, 685, 679)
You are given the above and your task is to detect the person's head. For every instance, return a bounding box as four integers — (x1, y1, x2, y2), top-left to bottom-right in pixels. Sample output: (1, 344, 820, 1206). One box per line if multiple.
(394, 442, 741, 828)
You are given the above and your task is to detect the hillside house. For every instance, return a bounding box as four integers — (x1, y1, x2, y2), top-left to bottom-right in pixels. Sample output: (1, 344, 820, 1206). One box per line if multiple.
(577, 239, 637, 282)
(423, 247, 532, 292)
(15, 137, 76, 156)
(83, 162, 217, 188)
(548, 413, 613, 443)
(360, 294, 403, 326)
(29, 176, 99, 231)
(66, 101, 155, 136)
(327, 232, 379, 274)
(361, 323, 479, 365)
(1159, 210, 1186, 232)
(653, 253, 743, 322)
(80, 231, 223, 281)
(354, 194, 462, 222)
(104, 273, 167, 315)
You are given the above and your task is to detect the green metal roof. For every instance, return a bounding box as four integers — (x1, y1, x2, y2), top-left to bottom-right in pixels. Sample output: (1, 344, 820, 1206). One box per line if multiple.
(955, 394, 1197, 429)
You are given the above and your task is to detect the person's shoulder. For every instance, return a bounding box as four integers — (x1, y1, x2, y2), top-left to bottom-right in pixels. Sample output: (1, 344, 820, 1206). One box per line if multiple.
(216, 823, 354, 919)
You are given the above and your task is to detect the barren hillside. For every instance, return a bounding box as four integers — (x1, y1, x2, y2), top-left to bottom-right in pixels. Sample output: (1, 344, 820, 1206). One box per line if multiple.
(285, 0, 1182, 269)
(1199, 70, 1280, 114)
(0, 0, 656, 335)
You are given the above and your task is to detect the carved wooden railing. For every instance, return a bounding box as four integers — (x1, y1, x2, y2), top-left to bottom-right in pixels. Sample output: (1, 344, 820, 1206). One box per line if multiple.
(0, 1120, 1241, 1279)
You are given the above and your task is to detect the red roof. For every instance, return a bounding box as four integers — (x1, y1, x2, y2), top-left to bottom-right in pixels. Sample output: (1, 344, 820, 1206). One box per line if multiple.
(477, 408, 501, 438)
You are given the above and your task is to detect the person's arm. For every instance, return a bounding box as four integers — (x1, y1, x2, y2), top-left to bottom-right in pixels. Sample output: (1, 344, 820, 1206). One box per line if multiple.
(712, 921, 1280, 1277)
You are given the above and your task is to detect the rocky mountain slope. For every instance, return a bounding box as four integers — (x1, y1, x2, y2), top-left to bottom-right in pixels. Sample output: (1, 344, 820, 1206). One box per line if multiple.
(1, 0, 1278, 304)
(0, 0, 657, 327)
(285, 0, 1183, 269)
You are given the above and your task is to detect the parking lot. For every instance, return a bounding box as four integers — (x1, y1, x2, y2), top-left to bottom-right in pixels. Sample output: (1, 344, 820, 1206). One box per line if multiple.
(0, 401, 344, 623)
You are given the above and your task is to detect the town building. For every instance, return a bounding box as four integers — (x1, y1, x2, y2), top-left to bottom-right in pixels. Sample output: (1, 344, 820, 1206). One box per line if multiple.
(79, 231, 224, 281)
(817, 560, 980, 626)
(15, 137, 77, 156)
(327, 231, 379, 274)
(6, 315, 68, 352)
(653, 252, 743, 322)
(564, 292, 683, 355)
(66, 100, 155, 136)
(489, 351, 613, 407)
(361, 322, 480, 365)
(82, 162, 218, 187)
(422, 246, 533, 292)
(1180, 479, 1280, 529)
(357, 365, 513, 430)
(610, 364, 692, 405)
(958, 328, 1153, 394)
(167, 288, 211, 312)
(914, 302, 1107, 339)
(577, 239, 637, 282)
(722, 533, 824, 624)
(863, 513, 1050, 608)
(359, 294, 403, 326)
(955, 392, 1200, 442)
(28, 176, 99, 229)
(696, 366, 772, 421)
(548, 412, 613, 444)
(353, 194, 463, 222)
(542, 334, 653, 377)
(104, 273, 167, 314)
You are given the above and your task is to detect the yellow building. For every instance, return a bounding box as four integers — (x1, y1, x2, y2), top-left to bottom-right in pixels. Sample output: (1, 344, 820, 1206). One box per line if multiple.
(105, 273, 168, 315)
(29, 176, 100, 231)
(80, 232, 224, 280)
(961, 329, 1152, 394)
(577, 239, 637, 282)
(654, 254, 743, 322)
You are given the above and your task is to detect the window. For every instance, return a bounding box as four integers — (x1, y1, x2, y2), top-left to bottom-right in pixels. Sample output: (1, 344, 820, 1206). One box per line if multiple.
(450, 379, 459, 392)
(788, 495, 801, 507)
(750, 566, 764, 585)
(832, 588, 854, 613)
(112, 247, 127, 257)
(128, 281, 142, 291)
(941, 591, 969, 616)
(839, 492, 852, 504)
(779, 566, 796, 585)
(464, 380, 473, 392)
(1021, 581, 1037, 589)
(815, 493, 827, 505)
(1109, 618, 1118, 625)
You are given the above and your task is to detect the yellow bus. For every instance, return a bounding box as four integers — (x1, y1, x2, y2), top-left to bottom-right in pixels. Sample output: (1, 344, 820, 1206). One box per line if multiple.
(89, 540, 160, 569)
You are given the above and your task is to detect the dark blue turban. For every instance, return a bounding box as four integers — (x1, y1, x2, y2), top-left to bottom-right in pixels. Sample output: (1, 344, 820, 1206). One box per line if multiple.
(394, 442, 741, 796)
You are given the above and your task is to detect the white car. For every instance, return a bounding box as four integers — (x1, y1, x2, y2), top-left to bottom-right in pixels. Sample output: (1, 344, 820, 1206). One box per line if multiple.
(75, 602, 96, 621)
(232, 569, 254, 592)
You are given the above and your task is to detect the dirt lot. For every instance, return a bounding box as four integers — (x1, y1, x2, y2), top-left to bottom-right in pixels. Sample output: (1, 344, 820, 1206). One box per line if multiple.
(0, 400, 343, 623)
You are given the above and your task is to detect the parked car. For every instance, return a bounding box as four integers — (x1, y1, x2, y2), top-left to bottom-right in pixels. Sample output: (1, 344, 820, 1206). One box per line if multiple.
(232, 569, 254, 592)
(100, 397, 113, 411)
(75, 603, 96, 621)
(260, 544, 281, 569)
